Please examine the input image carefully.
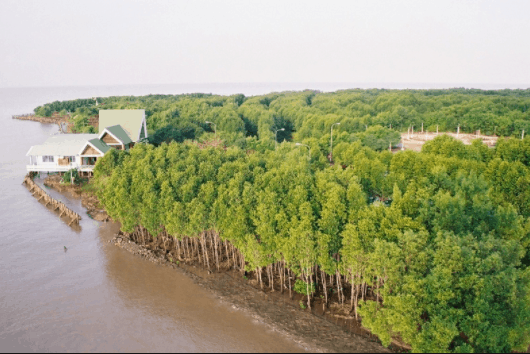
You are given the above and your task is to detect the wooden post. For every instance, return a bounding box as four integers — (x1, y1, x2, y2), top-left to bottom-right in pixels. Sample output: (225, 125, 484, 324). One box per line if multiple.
(23, 173, 81, 225)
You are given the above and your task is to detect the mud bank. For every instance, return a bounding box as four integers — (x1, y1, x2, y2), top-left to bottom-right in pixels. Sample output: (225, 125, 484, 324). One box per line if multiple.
(13, 112, 98, 133)
(43, 177, 397, 352)
(13, 113, 67, 124)
(44, 176, 109, 221)
(109, 230, 397, 353)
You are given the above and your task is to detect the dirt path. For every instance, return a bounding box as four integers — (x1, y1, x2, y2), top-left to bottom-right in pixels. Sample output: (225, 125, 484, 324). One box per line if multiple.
(400, 131, 498, 152)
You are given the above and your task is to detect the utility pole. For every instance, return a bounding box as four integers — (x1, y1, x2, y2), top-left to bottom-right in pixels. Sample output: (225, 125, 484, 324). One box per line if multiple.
(522, 129, 525, 140)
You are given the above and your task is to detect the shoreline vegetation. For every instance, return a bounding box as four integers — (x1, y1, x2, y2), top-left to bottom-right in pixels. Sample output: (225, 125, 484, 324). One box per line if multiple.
(26, 89, 530, 352)
(42, 175, 394, 353)
(13, 112, 98, 133)
(13, 112, 70, 131)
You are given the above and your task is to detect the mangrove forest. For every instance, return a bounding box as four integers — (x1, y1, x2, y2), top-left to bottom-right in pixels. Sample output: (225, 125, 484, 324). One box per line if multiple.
(35, 89, 530, 353)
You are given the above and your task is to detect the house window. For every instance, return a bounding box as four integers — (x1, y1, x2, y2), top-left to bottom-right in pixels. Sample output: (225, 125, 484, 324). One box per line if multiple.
(67, 156, 75, 163)
(43, 156, 54, 163)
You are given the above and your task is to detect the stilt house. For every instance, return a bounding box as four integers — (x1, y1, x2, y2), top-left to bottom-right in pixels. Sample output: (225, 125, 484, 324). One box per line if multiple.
(26, 109, 147, 176)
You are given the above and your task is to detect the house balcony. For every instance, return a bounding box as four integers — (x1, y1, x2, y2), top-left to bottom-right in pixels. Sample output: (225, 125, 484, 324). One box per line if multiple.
(26, 164, 77, 173)
(79, 165, 96, 172)
(25, 163, 93, 173)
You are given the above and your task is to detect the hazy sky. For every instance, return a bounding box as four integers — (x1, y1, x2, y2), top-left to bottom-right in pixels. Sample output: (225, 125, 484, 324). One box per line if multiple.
(1, 0, 529, 88)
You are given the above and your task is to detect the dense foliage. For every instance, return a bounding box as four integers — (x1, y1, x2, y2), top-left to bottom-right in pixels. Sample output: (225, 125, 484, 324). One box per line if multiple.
(34, 88, 530, 151)
(93, 134, 530, 353)
(37, 89, 530, 352)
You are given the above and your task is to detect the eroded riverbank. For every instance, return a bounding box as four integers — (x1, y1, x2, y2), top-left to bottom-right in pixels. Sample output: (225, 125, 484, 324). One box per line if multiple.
(41, 175, 393, 353)
(43, 175, 110, 221)
(109, 231, 392, 353)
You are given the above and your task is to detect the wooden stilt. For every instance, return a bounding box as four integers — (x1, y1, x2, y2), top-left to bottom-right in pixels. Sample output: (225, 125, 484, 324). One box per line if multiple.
(23, 173, 81, 225)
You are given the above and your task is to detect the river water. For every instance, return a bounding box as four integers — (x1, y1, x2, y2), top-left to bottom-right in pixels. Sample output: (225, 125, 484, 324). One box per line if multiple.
(0, 85, 312, 352)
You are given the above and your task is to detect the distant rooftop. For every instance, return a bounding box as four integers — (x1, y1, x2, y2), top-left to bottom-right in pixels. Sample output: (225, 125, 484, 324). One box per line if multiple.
(98, 110, 145, 142)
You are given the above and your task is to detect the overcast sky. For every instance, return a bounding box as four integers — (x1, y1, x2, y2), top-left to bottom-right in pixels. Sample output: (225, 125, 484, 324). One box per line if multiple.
(0, 0, 529, 88)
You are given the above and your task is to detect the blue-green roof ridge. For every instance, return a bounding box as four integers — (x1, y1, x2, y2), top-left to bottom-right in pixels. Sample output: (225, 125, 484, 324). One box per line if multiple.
(88, 139, 111, 154)
(105, 125, 133, 145)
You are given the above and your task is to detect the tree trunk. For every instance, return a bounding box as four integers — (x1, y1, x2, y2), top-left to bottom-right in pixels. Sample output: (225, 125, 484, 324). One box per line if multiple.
(231, 244, 235, 268)
(202, 233, 210, 270)
(281, 261, 285, 294)
(213, 232, 219, 271)
(288, 268, 292, 299)
(322, 270, 327, 308)
(350, 272, 355, 312)
(259, 267, 263, 290)
(335, 271, 342, 305)
(305, 269, 311, 310)
(224, 241, 229, 265)
(266, 265, 270, 289)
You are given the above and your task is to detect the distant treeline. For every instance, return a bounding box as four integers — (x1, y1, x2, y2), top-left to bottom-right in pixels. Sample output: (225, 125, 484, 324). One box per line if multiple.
(34, 88, 530, 152)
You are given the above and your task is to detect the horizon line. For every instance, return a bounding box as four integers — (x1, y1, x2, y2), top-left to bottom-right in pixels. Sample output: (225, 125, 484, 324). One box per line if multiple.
(2, 82, 530, 91)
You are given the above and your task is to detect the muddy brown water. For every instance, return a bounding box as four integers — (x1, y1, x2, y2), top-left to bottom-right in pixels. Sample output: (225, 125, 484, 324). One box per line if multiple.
(0, 87, 307, 352)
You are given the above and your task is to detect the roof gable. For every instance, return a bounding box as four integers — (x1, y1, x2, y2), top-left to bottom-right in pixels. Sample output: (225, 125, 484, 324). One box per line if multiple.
(98, 110, 145, 142)
(89, 139, 111, 154)
(79, 139, 110, 156)
(101, 125, 133, 145)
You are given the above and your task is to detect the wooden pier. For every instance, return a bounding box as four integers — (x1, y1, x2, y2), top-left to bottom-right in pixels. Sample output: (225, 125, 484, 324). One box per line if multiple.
(23, 174, 81, 226)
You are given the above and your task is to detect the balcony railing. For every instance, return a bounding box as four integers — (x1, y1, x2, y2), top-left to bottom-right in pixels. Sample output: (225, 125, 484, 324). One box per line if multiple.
(26, 165, 75, 172)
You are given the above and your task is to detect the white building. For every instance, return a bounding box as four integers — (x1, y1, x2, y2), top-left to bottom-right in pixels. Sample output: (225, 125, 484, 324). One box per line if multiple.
(26, 109, 147, 175)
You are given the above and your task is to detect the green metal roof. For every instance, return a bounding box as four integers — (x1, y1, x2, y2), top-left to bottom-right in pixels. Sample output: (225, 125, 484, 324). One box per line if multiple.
(88, 138, 111, 154)
(105, 125, 133, 145)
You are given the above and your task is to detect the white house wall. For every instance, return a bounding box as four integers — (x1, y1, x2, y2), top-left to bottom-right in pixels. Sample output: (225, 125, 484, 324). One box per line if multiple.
(27, 155, 83, 172)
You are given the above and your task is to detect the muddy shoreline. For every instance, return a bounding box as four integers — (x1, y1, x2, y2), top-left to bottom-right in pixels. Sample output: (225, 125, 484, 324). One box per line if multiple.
(43, 176, 395, 353)
(108, 231, 392, 353)
(44, 175, 110, 222)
